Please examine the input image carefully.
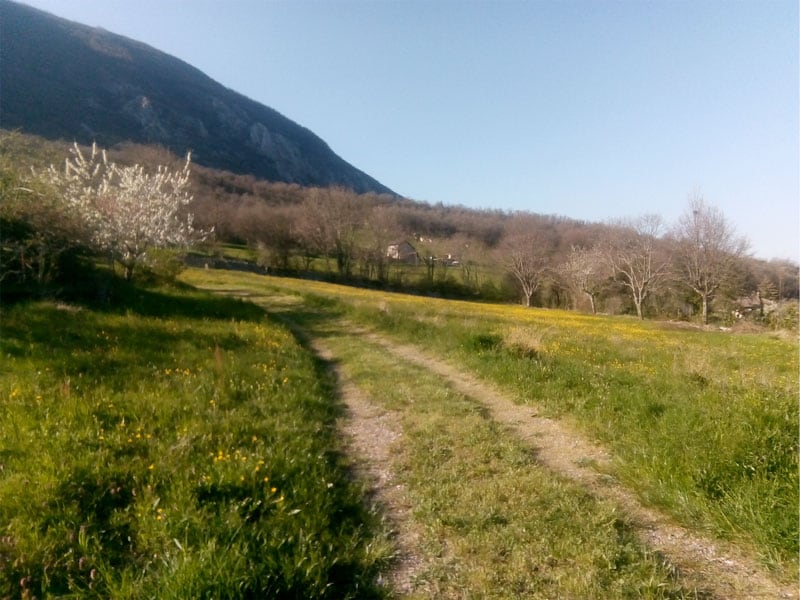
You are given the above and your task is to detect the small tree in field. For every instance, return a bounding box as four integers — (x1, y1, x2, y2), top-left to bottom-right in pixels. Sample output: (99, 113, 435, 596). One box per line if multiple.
(605, 215, 671, 320)
(500, 229, 550, 307)
(561, 245, 607, 314)
(672, 196, 749, 324)
(42, 143, 210, 280)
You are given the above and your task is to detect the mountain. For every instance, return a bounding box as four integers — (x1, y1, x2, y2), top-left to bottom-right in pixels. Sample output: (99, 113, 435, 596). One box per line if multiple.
(0, 0, 394, 195)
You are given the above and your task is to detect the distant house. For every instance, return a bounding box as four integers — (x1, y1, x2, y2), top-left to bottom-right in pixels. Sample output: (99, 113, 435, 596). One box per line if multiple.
(733, 292, 777, 319)
(440, 253, 460, 266)
(386, 240, 419, 265)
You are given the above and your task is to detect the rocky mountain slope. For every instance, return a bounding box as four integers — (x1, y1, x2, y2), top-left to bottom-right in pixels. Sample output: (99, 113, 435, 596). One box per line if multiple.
(0, 0, 394, 194)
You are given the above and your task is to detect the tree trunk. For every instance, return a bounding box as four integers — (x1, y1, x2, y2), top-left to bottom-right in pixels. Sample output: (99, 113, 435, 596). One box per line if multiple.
(634, 298, 643, 319)
(701, 295, 709, 324)
(36, 244, 47, 285)
(124, 260, 135, 281)
(425, 258, 435, 284)
(587, 292, 596, 315)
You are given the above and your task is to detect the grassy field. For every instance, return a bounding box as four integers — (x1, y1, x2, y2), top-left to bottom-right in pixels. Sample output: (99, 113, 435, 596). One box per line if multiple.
(181, 269, 799, 581)
(0, 284, 390, 598)
(302, 318, 693, 598)
(2, 267, 796, 597)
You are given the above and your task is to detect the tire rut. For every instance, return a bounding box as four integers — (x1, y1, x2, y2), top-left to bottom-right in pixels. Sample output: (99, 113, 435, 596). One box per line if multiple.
(292, 331, 428, 596)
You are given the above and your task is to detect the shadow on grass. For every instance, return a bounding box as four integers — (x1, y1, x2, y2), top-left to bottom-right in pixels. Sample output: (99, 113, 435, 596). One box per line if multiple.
(1, 276, 270, 379)
(86, 277, 267, 321)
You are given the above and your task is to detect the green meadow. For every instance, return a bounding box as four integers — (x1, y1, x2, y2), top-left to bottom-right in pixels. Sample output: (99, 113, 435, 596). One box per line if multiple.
(0, 284, 389, 598)
(183, 270, 799, 580)
(1, 268, 796, 597)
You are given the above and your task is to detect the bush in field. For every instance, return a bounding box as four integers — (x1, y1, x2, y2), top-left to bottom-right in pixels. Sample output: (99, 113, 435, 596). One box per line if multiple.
(40, 143, 211, 280)
(0, 153, 90, 297)
(766, 300, 800, 331)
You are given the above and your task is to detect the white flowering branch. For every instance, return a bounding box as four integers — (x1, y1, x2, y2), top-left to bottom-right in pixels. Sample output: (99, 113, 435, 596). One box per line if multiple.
(40, 143, 212, 279)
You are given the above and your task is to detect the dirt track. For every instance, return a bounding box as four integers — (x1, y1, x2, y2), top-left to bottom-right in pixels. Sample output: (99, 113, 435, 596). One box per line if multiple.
(325, 325, 796, 599)
(202, 284, 796, 599)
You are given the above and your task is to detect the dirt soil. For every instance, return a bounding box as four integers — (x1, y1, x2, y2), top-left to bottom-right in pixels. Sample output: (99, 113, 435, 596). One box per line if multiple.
(310, 339, 427, 595)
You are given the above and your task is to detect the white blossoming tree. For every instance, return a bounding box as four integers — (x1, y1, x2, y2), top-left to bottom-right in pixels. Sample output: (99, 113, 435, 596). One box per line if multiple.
(42, 143, 210, 280)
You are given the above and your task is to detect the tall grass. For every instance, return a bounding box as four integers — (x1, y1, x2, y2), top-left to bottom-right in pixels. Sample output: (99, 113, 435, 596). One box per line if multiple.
(0, 285, 390, 598)
(182, 270, 798, 579)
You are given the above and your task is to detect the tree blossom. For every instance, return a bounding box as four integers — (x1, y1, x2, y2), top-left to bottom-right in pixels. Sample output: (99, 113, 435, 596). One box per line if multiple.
(42, 143, 211, 279)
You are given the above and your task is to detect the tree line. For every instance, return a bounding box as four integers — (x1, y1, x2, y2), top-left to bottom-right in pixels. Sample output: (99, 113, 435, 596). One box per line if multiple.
(185, 147, 797, 326)
(1, 132, 797, 328)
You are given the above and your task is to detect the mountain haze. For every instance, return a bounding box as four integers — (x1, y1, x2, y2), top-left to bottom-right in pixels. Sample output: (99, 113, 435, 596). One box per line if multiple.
(0, 0, 394, 194)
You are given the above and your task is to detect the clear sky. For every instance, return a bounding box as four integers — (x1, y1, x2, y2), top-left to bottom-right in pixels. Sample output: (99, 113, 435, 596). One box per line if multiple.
(21, 0, 800, 260)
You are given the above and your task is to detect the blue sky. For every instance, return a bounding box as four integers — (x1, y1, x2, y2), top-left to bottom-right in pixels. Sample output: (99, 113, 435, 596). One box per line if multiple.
(23, 0, 799, 260)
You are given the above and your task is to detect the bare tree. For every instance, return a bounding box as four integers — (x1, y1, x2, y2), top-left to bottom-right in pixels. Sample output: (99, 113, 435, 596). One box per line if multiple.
(293, 187, 364, 276)
(357, 204, 398, 282)
(449, 233, 485, 291)
(253, 206, 297, 271)
(560, 245, 607, 314)
(672, 197, 749, 324)
(765, 259, 799, 300)
(294, 195, 329, 271)
(413, 236, 448, 285)
(319, 188, 364, 277)
(500, 223, 551, 307)
(606, 215, 670, 319)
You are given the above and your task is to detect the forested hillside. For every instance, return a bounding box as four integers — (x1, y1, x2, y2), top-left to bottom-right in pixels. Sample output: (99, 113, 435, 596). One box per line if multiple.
(2, 131, 797, 327)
